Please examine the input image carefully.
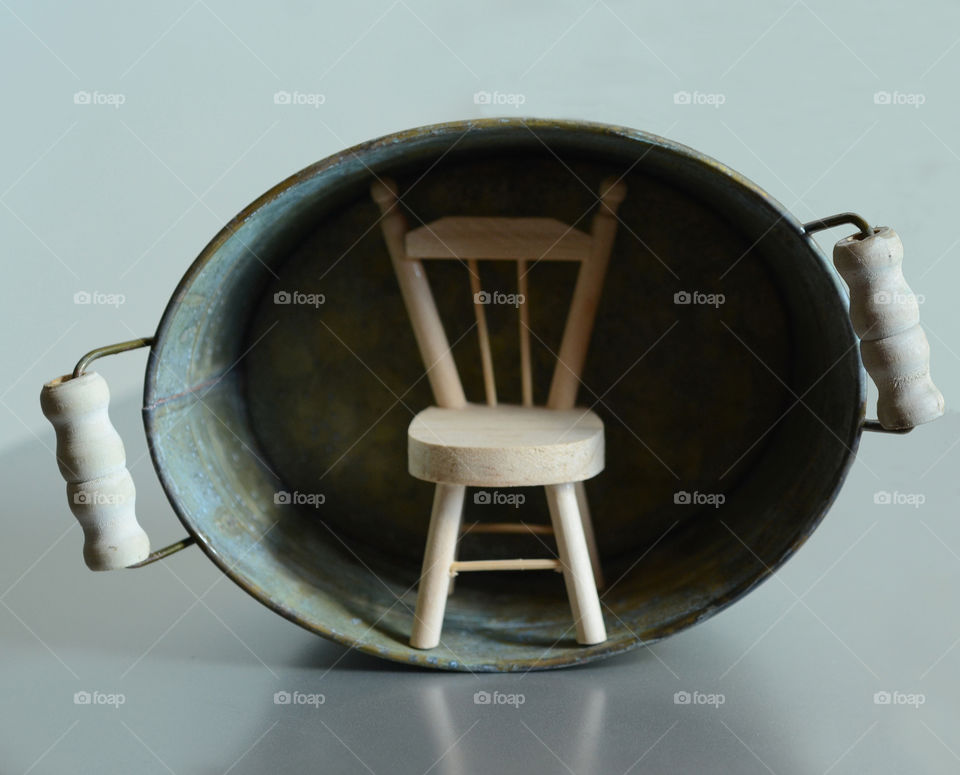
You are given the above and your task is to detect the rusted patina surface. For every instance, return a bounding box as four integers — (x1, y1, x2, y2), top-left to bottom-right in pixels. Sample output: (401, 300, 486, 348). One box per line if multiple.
(143, 119, 865, 671)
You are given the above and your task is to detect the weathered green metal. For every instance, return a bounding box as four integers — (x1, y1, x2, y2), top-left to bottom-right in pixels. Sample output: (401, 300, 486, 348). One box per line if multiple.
(141, 118, 865, 671)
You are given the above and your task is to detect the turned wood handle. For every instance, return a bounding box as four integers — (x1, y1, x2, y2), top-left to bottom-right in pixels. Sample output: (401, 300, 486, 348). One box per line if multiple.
(40, 372, 150, 570)
(833, 226, 945, 430)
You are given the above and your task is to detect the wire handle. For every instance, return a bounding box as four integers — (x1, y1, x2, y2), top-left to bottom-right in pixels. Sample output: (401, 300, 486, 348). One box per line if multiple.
(40, 371, 150, 569)
(40, 338, 195, 570)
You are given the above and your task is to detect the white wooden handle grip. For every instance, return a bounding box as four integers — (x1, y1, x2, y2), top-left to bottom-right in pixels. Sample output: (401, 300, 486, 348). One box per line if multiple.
(833, 226, 945, 430)
(40, 372, 150, 570)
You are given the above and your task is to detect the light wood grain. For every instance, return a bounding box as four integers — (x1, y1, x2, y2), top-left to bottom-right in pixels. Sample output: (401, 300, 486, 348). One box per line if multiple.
(462, 522, 553, 535)
(517, 260, 533, 406)
(575, 480, 605, 590)
(408, 404, 604, 487)
(374, 176, 625, 650)
(410, 483, 465, 649)
(547, 177, 627, 410)
(371, 180, 466, 409)
(467, 259, 497, 406)
(450, 559, 562, 572)
(406, 217, 591, 261)
(546, 482, 607, 644)
(833, 226, 944, 429)
(40, 372, 150, 570)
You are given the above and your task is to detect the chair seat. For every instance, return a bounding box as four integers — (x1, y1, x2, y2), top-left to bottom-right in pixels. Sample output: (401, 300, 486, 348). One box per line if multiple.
(408, 404, 604, 487)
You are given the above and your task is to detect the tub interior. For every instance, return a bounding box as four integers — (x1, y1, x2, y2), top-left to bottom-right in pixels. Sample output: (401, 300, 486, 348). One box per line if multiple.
(144, 121, 863, 670)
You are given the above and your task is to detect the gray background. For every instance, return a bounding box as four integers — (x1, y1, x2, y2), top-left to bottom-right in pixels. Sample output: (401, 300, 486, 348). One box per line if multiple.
(2, 1, 959, 772)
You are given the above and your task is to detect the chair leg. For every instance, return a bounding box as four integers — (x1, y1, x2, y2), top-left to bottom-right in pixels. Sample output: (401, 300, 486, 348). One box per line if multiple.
(447, 505, 464, 597)
(545, 482, 607, 645)
(411, 483, 465, 649)
(574, 481, 605, 590)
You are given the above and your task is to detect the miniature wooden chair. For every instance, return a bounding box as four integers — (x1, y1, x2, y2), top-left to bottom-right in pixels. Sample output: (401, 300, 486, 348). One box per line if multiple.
(371, 176, 626, 649)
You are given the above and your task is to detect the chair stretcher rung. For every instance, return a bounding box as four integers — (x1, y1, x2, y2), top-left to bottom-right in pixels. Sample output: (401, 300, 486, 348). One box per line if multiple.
(462, 522, 553, 535)
(450, 559, 562, 573)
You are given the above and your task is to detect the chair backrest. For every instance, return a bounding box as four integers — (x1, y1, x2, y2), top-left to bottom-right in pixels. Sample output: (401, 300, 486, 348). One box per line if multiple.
(371, 176, 626, 411)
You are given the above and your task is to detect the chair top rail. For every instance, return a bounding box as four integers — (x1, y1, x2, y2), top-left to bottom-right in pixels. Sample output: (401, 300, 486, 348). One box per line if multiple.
(406, 216, 591, 262)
